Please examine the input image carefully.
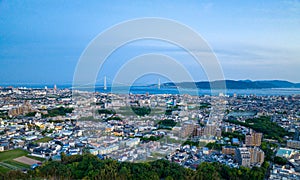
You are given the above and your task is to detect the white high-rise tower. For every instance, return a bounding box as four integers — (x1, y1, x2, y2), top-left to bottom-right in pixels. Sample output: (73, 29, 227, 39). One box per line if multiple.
(104, 76, 107, 90)
(158, 78, 161, 89)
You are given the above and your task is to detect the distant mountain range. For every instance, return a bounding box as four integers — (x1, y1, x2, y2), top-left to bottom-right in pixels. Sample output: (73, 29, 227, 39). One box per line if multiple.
(160, 80, 300, 89)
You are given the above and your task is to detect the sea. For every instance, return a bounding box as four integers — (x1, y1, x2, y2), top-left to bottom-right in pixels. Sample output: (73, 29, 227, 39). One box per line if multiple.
(3, 84, 300, 96)
(97, 86, 300, 96)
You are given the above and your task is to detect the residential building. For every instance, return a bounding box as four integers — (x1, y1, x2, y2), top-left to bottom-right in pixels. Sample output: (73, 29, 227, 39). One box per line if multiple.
(235, 147, 251, 167)
(222, 146, 236, 155)
(287, 140, 300, 149)
(245, 132, 263, 146)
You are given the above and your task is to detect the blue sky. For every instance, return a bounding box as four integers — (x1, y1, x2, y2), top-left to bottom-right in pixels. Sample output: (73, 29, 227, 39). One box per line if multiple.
(0, 0, 300, 85)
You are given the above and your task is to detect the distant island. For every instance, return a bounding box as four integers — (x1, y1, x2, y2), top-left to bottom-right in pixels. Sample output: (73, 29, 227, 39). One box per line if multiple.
(159, 80, 300, 89)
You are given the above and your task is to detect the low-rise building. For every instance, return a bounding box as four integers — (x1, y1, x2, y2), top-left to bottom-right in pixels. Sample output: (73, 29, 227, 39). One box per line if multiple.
(287, 140, 300, 149)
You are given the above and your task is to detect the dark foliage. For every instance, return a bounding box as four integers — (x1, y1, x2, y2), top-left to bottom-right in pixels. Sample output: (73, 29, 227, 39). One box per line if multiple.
(0, 154, 270, 180)
(131, 106, 151, 116)
(274, 156, 288, 166)
(225, 116, 288, 142)
(42, 107, 74, 118)
(157, 119, 177, 129)
(182, 140, 200, 147)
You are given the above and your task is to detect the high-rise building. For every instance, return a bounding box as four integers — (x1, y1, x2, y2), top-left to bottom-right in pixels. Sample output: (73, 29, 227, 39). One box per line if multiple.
(293, 127, 300, 141)
(245, 131, 263, 146)
(203, 122, 217, 137)
(8, 102, 32, 117)
(249, 147, 265, 165)
(245, 134, 253, 145)
(235, 147, 251, 167)
(235, 147, 264, 167)
(158, 78, 160, 89)
(104, 76, 107, 90)
(181, 121, 195, 138)
(216, 128, 222, 138)
(54, 84, 57, 91)
(222, 146, 236, 155)
(194, 127, 204, 137)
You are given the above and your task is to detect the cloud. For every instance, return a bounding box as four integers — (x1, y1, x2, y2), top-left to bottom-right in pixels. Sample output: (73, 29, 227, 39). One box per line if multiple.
(216, 44, 300, 66)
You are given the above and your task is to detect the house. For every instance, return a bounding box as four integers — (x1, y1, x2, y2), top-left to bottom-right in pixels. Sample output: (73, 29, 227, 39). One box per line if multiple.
(0, 141, 9, 151)
(26, 135, 38, 141)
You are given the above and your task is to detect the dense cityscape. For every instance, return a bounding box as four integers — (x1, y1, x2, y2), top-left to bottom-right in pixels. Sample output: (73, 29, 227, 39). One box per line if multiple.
(0, 85, 300, 179)
(1, 1, 300, 179)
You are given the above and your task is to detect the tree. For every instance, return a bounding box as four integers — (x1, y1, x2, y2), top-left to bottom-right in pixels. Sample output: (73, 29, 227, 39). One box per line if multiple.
(23, 154, 269, 179)
(195, 162, 221, 180)
(131, 106, 151, 116)
(274, 156, 288, 165)
(60, 152, 67, 163)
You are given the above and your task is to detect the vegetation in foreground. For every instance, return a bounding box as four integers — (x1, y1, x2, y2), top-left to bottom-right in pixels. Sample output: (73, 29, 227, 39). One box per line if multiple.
(0, 154, 269, 180)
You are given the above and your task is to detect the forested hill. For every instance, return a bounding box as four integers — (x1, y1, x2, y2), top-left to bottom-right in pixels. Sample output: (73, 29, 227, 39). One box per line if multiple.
(0, 154, 269, 180)
(161, 80, 300, 89)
